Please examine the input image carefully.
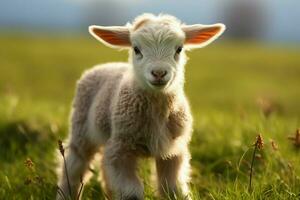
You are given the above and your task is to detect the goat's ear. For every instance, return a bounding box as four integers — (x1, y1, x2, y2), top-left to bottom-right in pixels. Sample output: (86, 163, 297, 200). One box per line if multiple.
(182, 23, 225, 48)
(89, 25, 131, 48)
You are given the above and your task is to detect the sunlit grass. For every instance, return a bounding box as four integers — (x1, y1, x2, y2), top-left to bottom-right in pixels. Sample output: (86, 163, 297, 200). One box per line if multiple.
(0, 35, 299, 199)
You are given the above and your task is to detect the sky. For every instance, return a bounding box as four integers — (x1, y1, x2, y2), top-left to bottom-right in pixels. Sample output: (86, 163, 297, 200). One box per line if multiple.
(0, 0, 299, 43)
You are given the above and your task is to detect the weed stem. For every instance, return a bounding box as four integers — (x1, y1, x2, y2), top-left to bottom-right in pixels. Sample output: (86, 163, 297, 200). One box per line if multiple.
(248, 142, 257, 192)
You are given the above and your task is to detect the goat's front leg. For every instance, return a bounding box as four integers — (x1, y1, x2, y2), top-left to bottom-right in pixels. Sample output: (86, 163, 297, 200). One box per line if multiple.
(156, 150, 191, 199)
(103, 139, 143, 200)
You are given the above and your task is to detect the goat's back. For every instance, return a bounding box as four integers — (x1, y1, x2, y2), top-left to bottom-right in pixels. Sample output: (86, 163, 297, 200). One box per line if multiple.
(73, 62, 131, 145)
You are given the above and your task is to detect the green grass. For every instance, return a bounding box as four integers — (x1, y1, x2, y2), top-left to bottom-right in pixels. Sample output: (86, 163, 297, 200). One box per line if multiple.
(0, 35, 299, 199)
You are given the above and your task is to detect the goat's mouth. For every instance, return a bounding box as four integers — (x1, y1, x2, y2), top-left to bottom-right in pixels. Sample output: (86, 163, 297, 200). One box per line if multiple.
(148, 80, 168, 89)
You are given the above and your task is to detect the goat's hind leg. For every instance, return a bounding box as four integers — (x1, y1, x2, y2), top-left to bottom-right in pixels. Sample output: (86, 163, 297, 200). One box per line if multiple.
(57, 75, 102, 200)
(57, 121, 100, 200)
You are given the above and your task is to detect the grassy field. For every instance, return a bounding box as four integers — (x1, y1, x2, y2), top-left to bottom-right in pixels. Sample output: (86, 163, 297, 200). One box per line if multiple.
(0, 35, 299, 199)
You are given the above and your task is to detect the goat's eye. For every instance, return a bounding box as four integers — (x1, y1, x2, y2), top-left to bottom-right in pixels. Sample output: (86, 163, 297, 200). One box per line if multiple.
(133, 46, 141, 55)
(176, 46, 183, 54)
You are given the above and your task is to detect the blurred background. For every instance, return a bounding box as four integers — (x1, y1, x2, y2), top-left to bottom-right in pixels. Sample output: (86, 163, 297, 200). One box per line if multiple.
(1, 0, 300, 42)
(0, 0, 299, 199)
(1, 0, 299, 114)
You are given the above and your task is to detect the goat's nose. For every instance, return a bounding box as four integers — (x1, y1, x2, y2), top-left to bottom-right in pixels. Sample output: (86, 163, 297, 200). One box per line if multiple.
(151, 70, 167, 79)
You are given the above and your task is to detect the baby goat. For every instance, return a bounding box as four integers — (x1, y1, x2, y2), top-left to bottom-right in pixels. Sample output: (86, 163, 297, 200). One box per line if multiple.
(57, 13, 225, 200)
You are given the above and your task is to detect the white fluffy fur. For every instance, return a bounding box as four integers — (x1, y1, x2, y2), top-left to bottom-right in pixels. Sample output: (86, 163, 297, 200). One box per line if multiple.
(57, 13, 225, 200)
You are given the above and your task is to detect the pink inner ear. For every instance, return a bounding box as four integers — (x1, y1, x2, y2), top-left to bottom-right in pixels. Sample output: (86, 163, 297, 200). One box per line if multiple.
(93, 28, 130, 46)
(185, 27, 221, 44)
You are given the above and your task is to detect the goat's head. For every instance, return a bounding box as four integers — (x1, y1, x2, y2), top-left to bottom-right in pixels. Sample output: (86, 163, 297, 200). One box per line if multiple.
(89, 13, 225, 92)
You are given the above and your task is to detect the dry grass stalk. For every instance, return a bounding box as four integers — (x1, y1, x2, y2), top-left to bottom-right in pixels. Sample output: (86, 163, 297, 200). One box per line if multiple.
(248, 134, 264, 192)
(256, 97, 280, 118)
(57, 140, 85, 200)
(270, 139, 278, 151)
(58, 140, 72, 199)
(288, 128, 300, 148)
(24, 158, 34, 170)
(76, 176, 84, 200)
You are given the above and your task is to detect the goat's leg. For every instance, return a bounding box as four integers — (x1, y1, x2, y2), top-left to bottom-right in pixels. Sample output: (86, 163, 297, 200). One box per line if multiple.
(102, 139, 143, 200)
(57, 130, 99, 200)
(156, 150, 191, 199)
